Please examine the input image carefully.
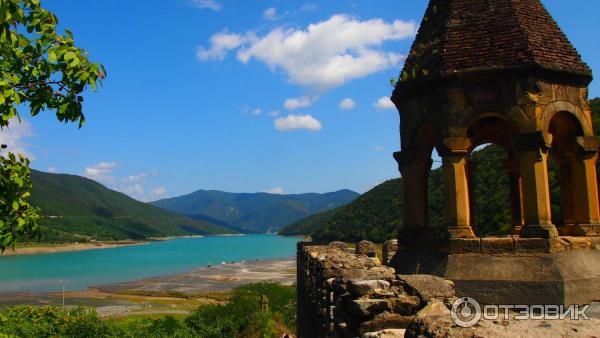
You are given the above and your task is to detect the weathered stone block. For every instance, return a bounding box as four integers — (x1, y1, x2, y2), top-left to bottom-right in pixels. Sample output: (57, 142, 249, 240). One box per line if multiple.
(548, 238, 568, 252)
(386, 295, 421, 316)
(515, 237, 548, 253)
(382, 240, 398, 265)
(415, 300, 450, 317)
(449, 238, 480, 254)
(345, 298, 390, 318)
(329, 241, 348, 250)
(359, 312, 415, 333)
(356, 240, 377, 257)
(347, 280, 391, 297)
(398, 274, 455, 301)
(562, 236, 594, 249)
(480, 237, 514, 254)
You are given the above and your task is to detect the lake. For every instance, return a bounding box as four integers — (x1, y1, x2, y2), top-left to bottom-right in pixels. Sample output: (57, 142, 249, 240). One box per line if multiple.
(0, 235, 300, 293)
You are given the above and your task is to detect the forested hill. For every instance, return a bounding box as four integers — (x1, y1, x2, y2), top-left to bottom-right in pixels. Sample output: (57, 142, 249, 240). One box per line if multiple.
(30, 170, 235, 242)
(151, 189, 359, 233)
(279, 98, 600, 243)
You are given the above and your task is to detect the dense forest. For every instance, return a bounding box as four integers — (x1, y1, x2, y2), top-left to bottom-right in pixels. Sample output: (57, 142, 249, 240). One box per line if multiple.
(280, 98, 600, 243)
(29, 170, 235, 243)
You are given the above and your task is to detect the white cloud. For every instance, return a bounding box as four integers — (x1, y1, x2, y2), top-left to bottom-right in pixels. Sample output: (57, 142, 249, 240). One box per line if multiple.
(83, 163, 164, 201)
(189, 0, 221, 11)
(263, 187, 284, 194)
(252, 108, 262, 115)
(84, 162, 117, 184)
(151, 186, 167, 198)
(47, 166, 58, 173)
(197, 31, 247, 61)
(374, 96, 395, 110)
(268, 110, 280, 117)
(373, 145, 385, 152)
(339, 98, 356, 110)
(198, 14, 415, 91)
(263, 7, 278, 20)
(275, 114, 322, 131)
(284, 96, 313, 110)
(0, 118, 35, 158)
(124, 183, 144, 197)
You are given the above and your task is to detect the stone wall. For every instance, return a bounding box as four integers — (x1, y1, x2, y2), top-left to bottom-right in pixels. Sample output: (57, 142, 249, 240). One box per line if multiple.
(297, 241, 455, 338)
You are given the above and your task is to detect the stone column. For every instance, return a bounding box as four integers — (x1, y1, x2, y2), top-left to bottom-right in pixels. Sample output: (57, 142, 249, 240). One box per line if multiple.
(569, 137, 600, 236)
(505, 158, 524, 234)
(442, 138, 475, 238)
(467, 161, 477, 232)
(516, 132, 558, 238)
(394, 150, 432, 239)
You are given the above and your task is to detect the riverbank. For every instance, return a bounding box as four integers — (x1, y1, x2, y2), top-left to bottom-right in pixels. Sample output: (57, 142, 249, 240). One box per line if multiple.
(0, 257, 296, 318)
(3, 241, 148, 256)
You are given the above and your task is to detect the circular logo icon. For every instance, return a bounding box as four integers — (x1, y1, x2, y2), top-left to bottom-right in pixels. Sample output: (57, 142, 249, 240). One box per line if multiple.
(451, 297, 482, 327)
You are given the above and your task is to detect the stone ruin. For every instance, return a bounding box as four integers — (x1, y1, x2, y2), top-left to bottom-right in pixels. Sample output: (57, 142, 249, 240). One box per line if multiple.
(297, 0, 600, 336)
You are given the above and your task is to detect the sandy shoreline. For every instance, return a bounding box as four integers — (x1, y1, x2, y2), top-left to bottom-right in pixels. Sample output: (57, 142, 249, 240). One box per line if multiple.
(2, 241, 148, 256)
(0, 257, 296, 317)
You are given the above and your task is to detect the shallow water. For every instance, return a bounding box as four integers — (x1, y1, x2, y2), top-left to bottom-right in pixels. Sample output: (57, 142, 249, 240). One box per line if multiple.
(0, 234, 300, 292)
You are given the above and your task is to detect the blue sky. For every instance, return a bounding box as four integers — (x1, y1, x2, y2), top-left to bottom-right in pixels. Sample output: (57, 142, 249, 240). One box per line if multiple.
(1, 0, 599, 201)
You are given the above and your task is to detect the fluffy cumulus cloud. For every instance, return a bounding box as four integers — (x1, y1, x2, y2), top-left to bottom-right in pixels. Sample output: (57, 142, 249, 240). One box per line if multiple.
(197, 31, 248, 61)
(189, 0, 221, 11)
(84, 162, 117, 184)
(263, 187, 284, 194)
(274, 114, 322, 131)
(198, 14, 415, 91)
(284, 96, 314, 110)
(339, 98, 356, 110)
(0, 118, 35, 158)
(83, 163, 163, 202)
(374, 96, 395, 110)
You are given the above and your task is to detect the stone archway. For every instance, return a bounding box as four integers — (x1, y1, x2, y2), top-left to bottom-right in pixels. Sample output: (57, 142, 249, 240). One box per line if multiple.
(466, 116, 520, 237)
(548, 111, 600, 236)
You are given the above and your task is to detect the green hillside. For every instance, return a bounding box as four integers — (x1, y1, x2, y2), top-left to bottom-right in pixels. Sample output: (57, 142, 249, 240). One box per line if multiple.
(151, 189, 359, 233)
(30, 170, 235, 242)
(280, 98, 600, 243)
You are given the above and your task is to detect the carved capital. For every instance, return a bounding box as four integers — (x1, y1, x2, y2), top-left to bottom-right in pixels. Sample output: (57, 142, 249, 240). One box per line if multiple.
(576, 136, 600, 155)
(440, 138, 472, 156)
(394, 150, 432, 175)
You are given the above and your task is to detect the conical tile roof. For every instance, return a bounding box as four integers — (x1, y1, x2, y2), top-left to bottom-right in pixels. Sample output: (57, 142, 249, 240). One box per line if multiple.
(395, 0, 591, 90)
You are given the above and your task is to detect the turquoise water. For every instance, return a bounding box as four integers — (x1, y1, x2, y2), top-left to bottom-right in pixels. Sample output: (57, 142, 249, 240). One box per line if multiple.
(0, 235, 300, 292)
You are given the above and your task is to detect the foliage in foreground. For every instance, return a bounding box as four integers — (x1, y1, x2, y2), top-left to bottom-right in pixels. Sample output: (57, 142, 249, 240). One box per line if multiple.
(0, 0, 106, 250)
(0, 283, 296, 338)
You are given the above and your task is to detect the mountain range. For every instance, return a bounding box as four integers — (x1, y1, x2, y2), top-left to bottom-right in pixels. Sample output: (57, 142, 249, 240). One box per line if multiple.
(30, 170, 236, 242)
(151, 189, 359, 233)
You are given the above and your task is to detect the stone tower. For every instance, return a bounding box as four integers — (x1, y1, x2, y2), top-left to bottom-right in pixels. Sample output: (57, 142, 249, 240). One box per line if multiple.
(392, 0, 598, 241)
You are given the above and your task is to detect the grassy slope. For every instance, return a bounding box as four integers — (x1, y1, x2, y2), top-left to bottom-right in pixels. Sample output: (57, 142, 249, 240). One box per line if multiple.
(152, 189, 359, 233)
(281, 98, 600, 243)
(30, 170, 234, 242)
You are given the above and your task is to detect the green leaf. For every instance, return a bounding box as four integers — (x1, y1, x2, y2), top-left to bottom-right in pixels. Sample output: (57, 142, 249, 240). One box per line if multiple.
(48, 50, 57, 63)
(12, 201, 19, 212)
